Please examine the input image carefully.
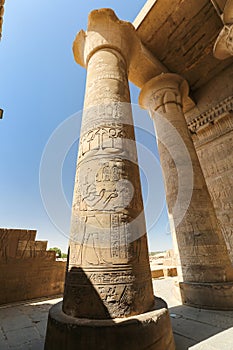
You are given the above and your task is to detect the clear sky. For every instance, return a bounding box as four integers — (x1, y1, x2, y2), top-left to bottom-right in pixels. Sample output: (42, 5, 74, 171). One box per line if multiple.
(0, 0, 173, 253)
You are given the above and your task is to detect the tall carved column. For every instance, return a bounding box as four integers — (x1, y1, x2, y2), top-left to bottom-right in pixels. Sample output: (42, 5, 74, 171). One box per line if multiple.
(44, 10, 175, 350)
(62, 12, 156, 320)
(139, 73, 233, 309)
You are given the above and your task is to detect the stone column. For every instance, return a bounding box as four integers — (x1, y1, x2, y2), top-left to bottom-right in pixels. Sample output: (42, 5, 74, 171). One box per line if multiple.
(139, 73, 233, 309)
(44, 10, 175, 350)
(63, 13, 154, 321)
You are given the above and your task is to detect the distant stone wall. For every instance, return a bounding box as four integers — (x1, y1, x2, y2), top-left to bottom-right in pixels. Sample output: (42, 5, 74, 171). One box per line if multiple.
(0, 228, 66, 305)
(191, 113, 233, 264)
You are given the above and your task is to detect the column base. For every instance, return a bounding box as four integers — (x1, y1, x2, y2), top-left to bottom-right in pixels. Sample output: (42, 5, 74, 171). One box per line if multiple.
(44, 298, 175, 350)
(179, 281, 233, 310)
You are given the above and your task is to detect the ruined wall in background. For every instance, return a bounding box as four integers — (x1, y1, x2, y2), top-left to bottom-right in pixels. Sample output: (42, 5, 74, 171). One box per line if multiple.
(0, 228, 66, 305)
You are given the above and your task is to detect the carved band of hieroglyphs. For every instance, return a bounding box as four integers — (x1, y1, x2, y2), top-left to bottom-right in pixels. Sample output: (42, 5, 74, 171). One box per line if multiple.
(80, 103, 134, 134)
(188, 96, 233, 133)
(85, 49, 130, 105)
(67, 270, 135, 285)
(87, 73, 128, 90)
(111, 214, 120, 259)
(87, 47, 127, 79)
(78, 124, 135, 161)
(110, 214, 128, 260)
(86, 85, 130, 105)
(66, 268, 152, 286)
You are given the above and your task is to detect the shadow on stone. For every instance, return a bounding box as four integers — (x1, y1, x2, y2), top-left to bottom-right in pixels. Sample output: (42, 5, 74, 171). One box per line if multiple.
(44, 266, 175, 350)
(62, 266, 112, 319)
(168, 304, 233, 349)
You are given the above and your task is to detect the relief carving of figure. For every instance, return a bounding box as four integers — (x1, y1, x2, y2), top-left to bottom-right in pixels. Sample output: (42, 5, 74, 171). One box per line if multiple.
(76, 215, 112, 266)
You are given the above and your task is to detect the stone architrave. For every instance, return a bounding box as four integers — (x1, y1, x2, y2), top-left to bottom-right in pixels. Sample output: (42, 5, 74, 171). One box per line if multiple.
(44, 9, 175, 350)
(139, 73, 233, 309)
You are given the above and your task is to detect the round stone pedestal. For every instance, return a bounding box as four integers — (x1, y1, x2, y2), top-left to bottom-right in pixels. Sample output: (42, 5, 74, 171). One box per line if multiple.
(179, 281, 233, 310)
(44, 298, 175, 350)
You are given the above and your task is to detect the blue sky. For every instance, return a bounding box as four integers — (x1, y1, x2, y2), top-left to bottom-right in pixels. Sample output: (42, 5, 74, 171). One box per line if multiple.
(0, 0, 173, 253)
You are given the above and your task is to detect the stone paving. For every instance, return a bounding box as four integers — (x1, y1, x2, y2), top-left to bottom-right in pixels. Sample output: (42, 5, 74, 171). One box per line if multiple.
(153, 278, 233, 350)
(0, 296, 62, 350)
(0, 277, 233, 349)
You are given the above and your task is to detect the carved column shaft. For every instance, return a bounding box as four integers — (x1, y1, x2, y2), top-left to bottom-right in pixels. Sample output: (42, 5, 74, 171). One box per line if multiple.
(139, 73, 233, 284)
(62, 10, 154, 319)
(44, 11, 176, 350)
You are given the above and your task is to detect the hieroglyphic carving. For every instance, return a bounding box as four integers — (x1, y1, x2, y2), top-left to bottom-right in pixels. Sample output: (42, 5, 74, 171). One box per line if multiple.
(110, 214, 128, 261)
(89, 271, 135, 285)
(0, 229, 37, 261)
(81, 104, 134, 135)
(75, 159, 135, 213)
(70, 153, 143, 269)
(71, 215, 109, 266)
(63, 16, 154, 319)
(66, 266, 151, 286)
(98, 285, 125, 303)
(188, 96, 233, 134)
(111, 214, 121, 260)
(16, 240, 48, 259)
(0, 231, 9, 261)
(85, 49, 130, 105)
(139, 73, 233, 284)
(0, 228, 65, 305)
(195, 129, 233, 263)
(70, 214, 133, 266)
(78, 124, 134, 162)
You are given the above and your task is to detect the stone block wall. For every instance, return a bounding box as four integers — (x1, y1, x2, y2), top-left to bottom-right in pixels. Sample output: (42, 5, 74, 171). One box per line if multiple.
(0, 228, 66, 305)
(191, 113, 233, 263)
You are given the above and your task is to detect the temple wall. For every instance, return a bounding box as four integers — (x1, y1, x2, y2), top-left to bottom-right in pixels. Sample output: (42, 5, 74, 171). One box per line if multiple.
(0, 228, 66, 305)
(191, 113, 233, 263)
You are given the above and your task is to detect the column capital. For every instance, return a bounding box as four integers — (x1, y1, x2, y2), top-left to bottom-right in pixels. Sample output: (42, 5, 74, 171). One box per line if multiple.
(73, 8, 139, 68)
(213, 0, 233, 59)
(223, 0, 233, 25)
(139, 73, 189, 114)
(213, 24, 233, 59)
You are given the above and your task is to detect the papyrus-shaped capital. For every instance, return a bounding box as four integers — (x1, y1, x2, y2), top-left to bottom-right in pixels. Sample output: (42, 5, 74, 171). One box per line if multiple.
(73, 8, 140, 68)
